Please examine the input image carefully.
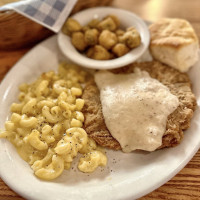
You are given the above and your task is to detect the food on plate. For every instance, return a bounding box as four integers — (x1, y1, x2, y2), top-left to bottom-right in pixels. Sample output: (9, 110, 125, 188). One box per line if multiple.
(149, 18, 199, 72)
(88, 19, 100, 29)
(62, 15, 141, 60)
(118, 27, 141, 49)
(0, 63, 107, 180)
(84, 29, 99, 46)
(99, 30, 118, 50)
(115, 29, 125, 36)
(71, 32, 87, 51)
(82, 61, 196, 151)
(97, 16, 118, 31)
(94, 69, 180, 152)
(62, 18, 82, 36)
(0, 15, 198, 182)
(106, 15, 121, 28)
(86, 45, 111, 60)
(112, 43, 130, 57)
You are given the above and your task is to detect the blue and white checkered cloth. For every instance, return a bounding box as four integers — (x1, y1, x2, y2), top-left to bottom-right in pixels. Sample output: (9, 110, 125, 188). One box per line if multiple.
(0, 0, 77, 32)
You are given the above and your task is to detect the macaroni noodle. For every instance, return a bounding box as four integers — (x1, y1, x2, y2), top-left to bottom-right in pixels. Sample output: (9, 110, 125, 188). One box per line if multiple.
(0, 63, 107, 180)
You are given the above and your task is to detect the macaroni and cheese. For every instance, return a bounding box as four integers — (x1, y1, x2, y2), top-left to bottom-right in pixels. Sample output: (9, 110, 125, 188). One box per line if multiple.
(0, 63, 107, 180)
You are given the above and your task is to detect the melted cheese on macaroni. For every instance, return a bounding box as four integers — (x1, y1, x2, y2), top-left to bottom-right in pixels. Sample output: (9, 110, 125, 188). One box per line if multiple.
(0, 63, 107, 180)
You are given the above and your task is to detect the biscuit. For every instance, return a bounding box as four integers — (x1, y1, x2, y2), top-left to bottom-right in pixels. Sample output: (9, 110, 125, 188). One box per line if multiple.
(149, 18, 199, 72)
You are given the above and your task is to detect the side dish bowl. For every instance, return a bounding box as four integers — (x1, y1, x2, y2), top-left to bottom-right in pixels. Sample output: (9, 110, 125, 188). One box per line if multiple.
(58, 7, 150, 69)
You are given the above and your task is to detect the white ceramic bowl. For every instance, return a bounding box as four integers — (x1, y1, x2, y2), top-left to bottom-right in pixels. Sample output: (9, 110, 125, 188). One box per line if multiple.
(58, 7, 150, 70)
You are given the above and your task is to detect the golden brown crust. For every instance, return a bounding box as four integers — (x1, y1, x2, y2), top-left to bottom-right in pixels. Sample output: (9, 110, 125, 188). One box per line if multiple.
(149, 18, 199, 48)
(82, 79, 121, 150)
(82, 61, 197, 151)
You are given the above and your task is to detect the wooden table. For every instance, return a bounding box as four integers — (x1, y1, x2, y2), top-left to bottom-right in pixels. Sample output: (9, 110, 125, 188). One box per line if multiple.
(1, 0, 200, 199)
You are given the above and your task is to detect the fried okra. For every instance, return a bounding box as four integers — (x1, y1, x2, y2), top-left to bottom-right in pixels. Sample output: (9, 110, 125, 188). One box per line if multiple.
(105, 15, 120, 28)
(115, 29, 125, 36)
(97, 17, 117, 31)
(62, 18, 81, 35)
(71, 32, 87, 51)
(86, 45, 111, 60)
(119, 27, 141, 49)
(62, 14, 141, 60)
(84, 29, 99, 46)
(99, 30, 118, 50)
(88, 19, 100, 28)
(82, 25, 90, 32)
(112, 43, 130, 57)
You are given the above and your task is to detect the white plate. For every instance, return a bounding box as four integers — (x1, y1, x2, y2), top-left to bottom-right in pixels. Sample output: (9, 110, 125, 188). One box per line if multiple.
(58, 7, 150, 70)
(0, 36, 200, 200)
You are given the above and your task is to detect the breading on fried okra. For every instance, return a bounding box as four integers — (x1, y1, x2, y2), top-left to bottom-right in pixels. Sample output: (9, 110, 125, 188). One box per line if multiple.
(112, 43, 130, 57)
(87, 45, 111, 60)
(84, 29, 99, 46)
(71, 32, 87, 51)
(99, 30, 118, 50)
(62, 18, 82, 35)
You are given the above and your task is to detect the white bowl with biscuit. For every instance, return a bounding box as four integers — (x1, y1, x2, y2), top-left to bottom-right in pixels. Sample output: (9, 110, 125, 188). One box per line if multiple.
(58, 7, 150, 69)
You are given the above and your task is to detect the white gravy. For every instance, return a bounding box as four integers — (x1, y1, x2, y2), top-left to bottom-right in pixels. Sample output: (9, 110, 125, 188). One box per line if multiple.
(94, 69, 179, 152)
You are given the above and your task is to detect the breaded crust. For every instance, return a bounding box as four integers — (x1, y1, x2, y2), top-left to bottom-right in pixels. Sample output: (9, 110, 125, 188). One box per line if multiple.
(82, 61, 197, 150)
